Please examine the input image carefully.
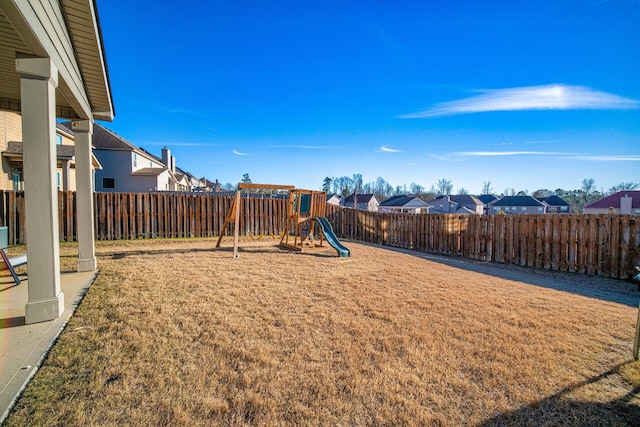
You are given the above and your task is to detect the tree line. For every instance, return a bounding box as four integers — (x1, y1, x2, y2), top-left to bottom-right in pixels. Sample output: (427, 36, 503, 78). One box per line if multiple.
(216, 173, 638, 212)
(321, 175, 639, 211)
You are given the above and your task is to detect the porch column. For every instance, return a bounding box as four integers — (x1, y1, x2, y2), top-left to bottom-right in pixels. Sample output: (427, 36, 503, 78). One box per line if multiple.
(16, 57, 63, 324)
(72, 120, 97, 271)
(61, 159, 71, 191)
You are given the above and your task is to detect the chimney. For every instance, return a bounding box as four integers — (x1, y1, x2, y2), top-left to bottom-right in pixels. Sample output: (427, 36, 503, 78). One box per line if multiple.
(620, 194, 632, 214)
(170, 155, 176, 173)
(161, 147, 170, 167)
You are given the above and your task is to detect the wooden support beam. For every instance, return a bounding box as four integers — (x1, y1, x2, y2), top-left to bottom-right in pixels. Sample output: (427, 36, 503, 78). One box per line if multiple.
(238, 183, 295, 190)
(635, 302, 640, 360)
(215, 190, 240, 248)
(233, 190, 241, 258)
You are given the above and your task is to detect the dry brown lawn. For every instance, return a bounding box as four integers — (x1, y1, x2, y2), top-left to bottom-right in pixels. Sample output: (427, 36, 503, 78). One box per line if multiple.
(5, 238, 640, 426)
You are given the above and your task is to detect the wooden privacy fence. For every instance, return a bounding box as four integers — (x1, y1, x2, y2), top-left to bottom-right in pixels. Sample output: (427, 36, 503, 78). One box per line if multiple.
(326, 205, 640, 280)
(93, 192, 288, 240)
(1, 190, 639, 279)
(0, 191, 288, 245)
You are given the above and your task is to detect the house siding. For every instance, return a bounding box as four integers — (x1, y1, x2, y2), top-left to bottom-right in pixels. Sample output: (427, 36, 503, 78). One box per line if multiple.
(94, 150, 133, 191)
(492, 206, 545, 214)
(0, 112, 22, 190)
(95, 148, 172, 192)
(378, 197, 429, 214)
(133, 172, 170, 192)
(1, 112, 79, 191)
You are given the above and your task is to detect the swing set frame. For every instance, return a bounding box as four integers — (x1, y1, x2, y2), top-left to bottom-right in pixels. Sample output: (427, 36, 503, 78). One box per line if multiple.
(215, 183, 327, 257)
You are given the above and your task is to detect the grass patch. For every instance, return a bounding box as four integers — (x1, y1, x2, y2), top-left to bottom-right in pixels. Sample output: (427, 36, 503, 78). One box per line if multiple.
(5, 238, 640, 425)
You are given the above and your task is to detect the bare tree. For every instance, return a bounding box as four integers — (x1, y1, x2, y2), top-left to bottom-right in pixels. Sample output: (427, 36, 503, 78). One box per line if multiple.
(331, 176, 354, 197)
(503, 187, 516, 196)
(481, 181, 493, 195)
(533, 188, 552, 198)
(394, 184, 408, 196)
(609, 182, 640, 193)
(436, 178, 453, 195)
(410, 182, 425, 196)
(352, 173, 363, 193)
(370, 177, 393, 201)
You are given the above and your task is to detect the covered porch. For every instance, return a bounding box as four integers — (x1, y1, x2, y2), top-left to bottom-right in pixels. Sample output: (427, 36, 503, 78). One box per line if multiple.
(0, 0, 114, 323)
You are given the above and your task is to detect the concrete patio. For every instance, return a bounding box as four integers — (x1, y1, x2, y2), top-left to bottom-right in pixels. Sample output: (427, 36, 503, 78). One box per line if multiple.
(0, 270, 98, 423)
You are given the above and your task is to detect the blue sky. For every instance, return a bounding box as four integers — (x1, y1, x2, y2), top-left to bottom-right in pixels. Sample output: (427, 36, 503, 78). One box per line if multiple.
(96, 0, 639, 194)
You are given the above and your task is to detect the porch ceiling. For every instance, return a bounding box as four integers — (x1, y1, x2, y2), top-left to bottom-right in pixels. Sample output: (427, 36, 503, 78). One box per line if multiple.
(0, 0, 114, 121)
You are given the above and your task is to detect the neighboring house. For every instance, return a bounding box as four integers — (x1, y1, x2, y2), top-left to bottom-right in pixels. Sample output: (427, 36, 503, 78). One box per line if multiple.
(583, 191, 640, 215)
(343, 193, 379, 211)
(0, 112, 102, 191)
(428, 195, 484, 214)
(476, 194, 499, 215)
(378, 195, 429, 214)
(199, 178, 220, 192)
(173, 171, 192, 192)
(72, 123, 202, 193)
(326, 193, 341, 206)
(541, 195, 572, 213)
(491, 196, 546, 214)
(176, 168, 205, 191)
(69, 122, 176, 192)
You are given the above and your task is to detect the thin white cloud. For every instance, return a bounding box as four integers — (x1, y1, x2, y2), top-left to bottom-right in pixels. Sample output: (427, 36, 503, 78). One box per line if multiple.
(568, 155, 640, 161)
(232, 149, 249, 156)
(377, 145, 402, 153)
(401, 84, 640, 118)
(449, 151, 640, 161)
(456, 151, 571, 157)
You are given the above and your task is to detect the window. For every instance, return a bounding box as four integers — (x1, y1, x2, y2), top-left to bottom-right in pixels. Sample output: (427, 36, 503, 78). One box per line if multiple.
(11, 166, 23, 191)
(538, 207, 543, 212)
(521, 207, 526, 212)
(55, 134, 62, 145)
(103, 178, 115, 189)
(56, 172, 61, 191)
(133, 153, 137, 167)
(560, 206, 568, 212)
(149, 161, 153, 167)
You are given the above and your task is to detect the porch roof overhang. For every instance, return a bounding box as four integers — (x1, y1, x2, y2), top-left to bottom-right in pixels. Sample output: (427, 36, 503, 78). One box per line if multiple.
(0, 0, 114, 121)
(2, 141, 103, 169)
(132, 167, 169, 177)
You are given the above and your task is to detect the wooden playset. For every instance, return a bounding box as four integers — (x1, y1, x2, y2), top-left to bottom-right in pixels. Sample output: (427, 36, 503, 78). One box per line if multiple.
(215, 183, 350, 258)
